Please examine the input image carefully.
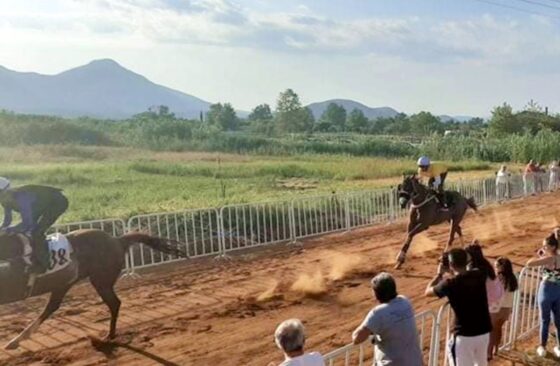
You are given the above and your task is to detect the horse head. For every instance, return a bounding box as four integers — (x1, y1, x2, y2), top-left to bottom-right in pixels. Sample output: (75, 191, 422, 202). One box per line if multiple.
(398, 174, 419, 208)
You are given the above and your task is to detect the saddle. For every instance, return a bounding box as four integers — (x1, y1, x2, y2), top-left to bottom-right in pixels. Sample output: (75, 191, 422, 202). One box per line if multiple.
(428, 190, 453, 211)
(18, 233, 73, 276)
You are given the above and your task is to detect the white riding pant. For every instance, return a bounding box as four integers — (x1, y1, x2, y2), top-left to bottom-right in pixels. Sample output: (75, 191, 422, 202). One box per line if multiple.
(432, 176, 442, 190)
(448, 333, 489, 366)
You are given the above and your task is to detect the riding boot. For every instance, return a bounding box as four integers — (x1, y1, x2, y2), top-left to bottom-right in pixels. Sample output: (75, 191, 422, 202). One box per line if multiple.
(30, 232, 49, 274)
(437, 192, 448, 208)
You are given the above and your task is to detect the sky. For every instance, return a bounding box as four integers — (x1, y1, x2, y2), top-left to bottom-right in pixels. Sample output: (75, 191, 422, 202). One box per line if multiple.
(1, 0, 560, 116)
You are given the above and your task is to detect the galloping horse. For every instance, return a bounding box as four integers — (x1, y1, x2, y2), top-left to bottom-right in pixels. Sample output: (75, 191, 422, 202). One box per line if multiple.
(0, 229, 185, 350)
(395, 174, 477, 269)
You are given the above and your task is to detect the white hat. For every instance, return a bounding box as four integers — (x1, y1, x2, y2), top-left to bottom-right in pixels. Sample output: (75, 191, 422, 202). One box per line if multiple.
(0, 177, 11, 191)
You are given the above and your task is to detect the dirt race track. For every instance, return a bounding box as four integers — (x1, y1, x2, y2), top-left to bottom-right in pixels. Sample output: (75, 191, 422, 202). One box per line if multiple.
(1, 192, 558, 366)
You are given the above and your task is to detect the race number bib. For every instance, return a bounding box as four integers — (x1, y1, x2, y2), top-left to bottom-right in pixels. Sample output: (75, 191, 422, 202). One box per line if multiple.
(45, 233, 72, 274)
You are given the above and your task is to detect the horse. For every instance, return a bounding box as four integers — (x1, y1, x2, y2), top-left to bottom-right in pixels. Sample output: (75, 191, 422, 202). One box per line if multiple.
(0, 229, 186, 350)
(395, 174, 477, 269)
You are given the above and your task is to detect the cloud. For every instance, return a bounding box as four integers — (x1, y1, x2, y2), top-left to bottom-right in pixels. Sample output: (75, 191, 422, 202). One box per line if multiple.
(2, 0, 560, 69)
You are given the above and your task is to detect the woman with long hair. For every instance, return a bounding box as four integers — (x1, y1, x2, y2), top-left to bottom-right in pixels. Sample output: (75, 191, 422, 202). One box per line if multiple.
(465, 242, 504, 361)
(527, 233, 560, 358)
(490, 257, 518, 357)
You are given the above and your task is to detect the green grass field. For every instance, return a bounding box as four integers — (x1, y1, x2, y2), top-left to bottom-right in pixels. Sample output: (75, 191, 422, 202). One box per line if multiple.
(0, 145, 501, 222)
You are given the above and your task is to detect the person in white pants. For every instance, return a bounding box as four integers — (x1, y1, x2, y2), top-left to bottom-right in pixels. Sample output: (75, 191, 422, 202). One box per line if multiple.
(495, 165, 510, 201)
(549, 161, 559, 191)
(425, 248, 492, 366)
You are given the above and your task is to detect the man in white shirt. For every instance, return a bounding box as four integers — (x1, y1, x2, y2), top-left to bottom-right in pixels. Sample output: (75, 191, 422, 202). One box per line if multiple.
(274, 319, 324, 366)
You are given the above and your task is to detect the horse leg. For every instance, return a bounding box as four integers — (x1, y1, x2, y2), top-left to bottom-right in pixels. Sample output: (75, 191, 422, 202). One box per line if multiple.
(91, 280, 121, 340)
(446, 224, 456, 251)
(395, 223, 428, 269)
(5, 285, 71, 350)
(456, 225, 464, 246)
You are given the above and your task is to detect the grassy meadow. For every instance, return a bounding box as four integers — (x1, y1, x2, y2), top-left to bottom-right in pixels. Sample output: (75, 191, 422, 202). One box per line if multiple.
(0, 145, 504, 223)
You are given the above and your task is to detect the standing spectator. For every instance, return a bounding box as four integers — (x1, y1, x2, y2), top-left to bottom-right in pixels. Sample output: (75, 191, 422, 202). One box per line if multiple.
(495, 165, 510, 201)
(465, 242, 504, 361)
(353, 272, 423, 366)
(526, 234, 560, 358)
(523, 160, 537, 196)
(549, 161, 560, 191)
(273, 319, 325, 366)
(535, 162, 546, 193)
(426, 248, 492, 366)
(489, 257, 518, 358)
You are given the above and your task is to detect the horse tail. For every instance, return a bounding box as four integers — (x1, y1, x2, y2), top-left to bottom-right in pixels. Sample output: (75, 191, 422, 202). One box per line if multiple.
(466, 196, 478, 212)
(118, 232, 187, 258)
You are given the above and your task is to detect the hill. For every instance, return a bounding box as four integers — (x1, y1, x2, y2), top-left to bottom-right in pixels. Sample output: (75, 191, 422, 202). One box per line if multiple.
(306, 99, 399, 120)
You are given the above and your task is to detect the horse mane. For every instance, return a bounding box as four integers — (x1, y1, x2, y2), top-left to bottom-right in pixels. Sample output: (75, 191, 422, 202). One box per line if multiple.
(409, 175, 428, 195)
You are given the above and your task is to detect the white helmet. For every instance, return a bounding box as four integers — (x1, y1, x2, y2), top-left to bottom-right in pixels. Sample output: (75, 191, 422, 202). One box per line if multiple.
(417, 156, 430, 166)
(0, 177, 10, 191)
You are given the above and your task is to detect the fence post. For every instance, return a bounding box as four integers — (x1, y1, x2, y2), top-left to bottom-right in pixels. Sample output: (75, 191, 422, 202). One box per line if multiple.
(344, 195, 351, 231)
(389, 187, 396, 223)
(482, 179, 488, 206)
(289, 201, 297, 244)
(218, 207, 227, 257)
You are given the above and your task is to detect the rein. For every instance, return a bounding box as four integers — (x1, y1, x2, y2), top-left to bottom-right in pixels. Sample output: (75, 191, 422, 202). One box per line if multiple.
(410, 195, 436, 209)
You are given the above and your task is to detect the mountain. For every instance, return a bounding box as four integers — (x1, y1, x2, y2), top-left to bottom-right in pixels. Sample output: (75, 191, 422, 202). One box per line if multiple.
(0, 59, 211, 119)
(306, 99, 399, 120)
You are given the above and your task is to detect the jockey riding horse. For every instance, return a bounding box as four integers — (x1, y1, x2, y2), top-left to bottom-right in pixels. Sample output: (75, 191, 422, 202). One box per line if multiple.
(0, 177, 68, 283)
(416, 156, 449, 208)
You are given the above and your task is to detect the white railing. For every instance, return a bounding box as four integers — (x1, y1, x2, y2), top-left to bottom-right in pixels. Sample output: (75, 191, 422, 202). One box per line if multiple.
(126, 208, 222, 270)
(45, 174, 552, 273)
(510, 266, 543, 346)
(323, 310, 437, 366)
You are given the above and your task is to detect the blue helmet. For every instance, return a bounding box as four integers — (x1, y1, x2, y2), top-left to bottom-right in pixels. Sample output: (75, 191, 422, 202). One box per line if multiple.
(417, 156, 430, 167)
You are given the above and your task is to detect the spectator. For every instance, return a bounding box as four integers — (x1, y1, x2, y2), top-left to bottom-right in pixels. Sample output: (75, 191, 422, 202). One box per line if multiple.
(352, 272, 423, 366)
(535, 162, 546, 193)
(526, 234, 560, 358)
(489, 257, 518, 358)
(495, 165, 510, 201)
(465, 242, 504, 361)
(523, 160, 537, 196)
(549, 161, 560, 191)
(426, 248, 492, 366)
(273, 319, 324, 366)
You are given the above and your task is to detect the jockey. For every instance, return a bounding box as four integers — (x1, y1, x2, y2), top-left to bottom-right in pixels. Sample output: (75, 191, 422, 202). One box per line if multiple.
(0, 177, 69, 274)
(417, 156, 448, 207)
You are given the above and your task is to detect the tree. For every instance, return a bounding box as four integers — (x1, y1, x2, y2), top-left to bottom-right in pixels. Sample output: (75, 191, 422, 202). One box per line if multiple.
(347, 108, 369, 133)
(248, 104, 273, 122)
(248, 104, 274, 135)
(318, 103, 347, 132)
(409, 111, 443, 135)
(274, 89, 312, 133)
(206, 103, 238, 131)
(488, 103, 522, 136)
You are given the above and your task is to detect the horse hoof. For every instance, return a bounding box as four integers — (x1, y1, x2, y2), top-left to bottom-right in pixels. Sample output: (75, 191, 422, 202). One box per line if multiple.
(5, 341, 19, 350)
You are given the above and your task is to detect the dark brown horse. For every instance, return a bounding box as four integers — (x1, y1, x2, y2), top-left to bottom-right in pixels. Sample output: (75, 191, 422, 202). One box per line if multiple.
(0, 229, 185, 350)
(395, 175, 477, 269)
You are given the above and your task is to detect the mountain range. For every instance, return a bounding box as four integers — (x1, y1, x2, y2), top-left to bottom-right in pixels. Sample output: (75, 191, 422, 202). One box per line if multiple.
(0, 59, 476, 121)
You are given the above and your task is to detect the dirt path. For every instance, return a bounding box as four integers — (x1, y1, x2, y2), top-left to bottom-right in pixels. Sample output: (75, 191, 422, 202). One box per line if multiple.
(1, 192, 558, 366)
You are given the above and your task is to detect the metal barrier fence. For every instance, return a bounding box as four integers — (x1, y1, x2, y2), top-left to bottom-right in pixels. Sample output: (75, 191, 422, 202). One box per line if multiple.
(323, 310, 437, 366)
(510, 266, 543, 347)
(127, 209, 222, 270)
